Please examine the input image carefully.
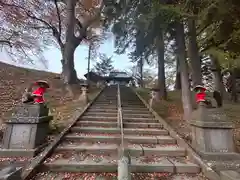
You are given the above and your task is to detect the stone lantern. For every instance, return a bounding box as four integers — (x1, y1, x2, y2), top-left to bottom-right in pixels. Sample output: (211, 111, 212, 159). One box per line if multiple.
(190, 85, 240, 161)
(79, 83, 89, 104)
(149, 87, 160, 108)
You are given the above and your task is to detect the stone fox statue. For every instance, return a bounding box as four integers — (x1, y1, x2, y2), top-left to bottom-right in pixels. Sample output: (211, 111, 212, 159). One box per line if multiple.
(22, 80, 49, 104)
(22, 86, 34, 103)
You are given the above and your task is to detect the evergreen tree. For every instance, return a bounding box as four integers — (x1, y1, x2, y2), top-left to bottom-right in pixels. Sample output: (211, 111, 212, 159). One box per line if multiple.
(94, 54, 114, 76)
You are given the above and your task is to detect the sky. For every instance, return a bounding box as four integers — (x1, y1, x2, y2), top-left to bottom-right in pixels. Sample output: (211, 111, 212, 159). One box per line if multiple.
(0, 36, 143, 79)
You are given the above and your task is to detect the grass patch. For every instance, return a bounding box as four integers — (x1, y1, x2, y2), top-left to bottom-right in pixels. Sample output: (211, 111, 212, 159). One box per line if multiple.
(0, 61, 101, 139)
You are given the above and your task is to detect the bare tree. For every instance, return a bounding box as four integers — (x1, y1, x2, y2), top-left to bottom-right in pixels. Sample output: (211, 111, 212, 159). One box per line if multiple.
(0, 0, 105, 85)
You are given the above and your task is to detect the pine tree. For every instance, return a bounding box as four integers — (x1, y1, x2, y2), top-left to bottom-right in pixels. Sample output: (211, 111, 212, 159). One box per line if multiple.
(94, 53, 114, 76)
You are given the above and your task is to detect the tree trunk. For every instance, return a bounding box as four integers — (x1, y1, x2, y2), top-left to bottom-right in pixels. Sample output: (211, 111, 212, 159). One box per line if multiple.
(188, 19, 202, 86)
(156, 32, 167, 100)
(175, 21, 193, 121)
(87, 43, 92, 86)
(62, 45, 78, 84)
(138, 57, 144, 87)
(175, 57, 181, 90)
(210, 54, 226, 98)
(230, 70, 238, 102)
(61, 0, 79, 85)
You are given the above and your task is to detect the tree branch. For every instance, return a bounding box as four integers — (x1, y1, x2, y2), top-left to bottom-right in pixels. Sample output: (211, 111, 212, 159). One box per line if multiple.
(0, 40, 12, 47)
(0, 1, 64, 49)
(54, 0, 62, 37)
(74, 0, 105, 45)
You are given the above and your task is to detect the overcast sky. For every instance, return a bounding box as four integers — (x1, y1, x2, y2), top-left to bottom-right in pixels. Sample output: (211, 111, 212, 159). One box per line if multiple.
(0, 35, 158, 79)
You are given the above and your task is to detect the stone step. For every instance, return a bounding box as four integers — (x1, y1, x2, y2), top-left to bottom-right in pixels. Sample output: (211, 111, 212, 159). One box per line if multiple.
(81, 116, 117, 122)
(34, 172, 204, 180)
(124, 122, 163, 128)
(94, 103, 117, 105)
(70, 127, 168, 135)
(86, 108, 117, 113)
(122, 104, 146, 109)
(121, 99, 140, 101)
(122, 107, 148, 111)
(95, 101, 117, 103)
(56, 143, 185, 157)
(96, 97, 116, 98)
(127, 144, 186, 157)
(56, 143, 118, 154)
(124, 117, 158, 123)
(121, 101, 144, 104)
(34, 172, 118, 179)
(121, 102, 145, 105)
(64, 134, 176, 144)
(90, 106, 117, 110)
(97, 97, 117, 99)
(123, 113, 153, 118)
(76, 121, 117, 127)
(43, 157, 199, 173)
(83, 112, 117, 117)
(94, 101, 117, 103)
(122, 108, 150, 114)
(131, 174, 206, 180)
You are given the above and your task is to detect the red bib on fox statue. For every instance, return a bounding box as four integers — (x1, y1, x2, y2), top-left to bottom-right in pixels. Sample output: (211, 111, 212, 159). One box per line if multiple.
(32, 80, 50, 104)
(193, 85, 207, 103)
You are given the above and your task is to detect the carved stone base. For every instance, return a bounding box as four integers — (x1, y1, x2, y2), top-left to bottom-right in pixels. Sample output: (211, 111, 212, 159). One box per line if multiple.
(190, 104, 238, 161)
(0, 143, 47, 157)
(1, 104, 52, 157)
(198, 151, 240, 161)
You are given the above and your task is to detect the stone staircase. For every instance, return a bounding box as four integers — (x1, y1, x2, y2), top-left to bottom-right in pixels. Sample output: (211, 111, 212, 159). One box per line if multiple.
(33, 85, 203, 179)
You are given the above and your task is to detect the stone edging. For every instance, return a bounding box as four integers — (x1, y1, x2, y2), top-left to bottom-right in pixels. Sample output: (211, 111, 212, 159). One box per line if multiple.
(21, 87, 105, 180)
(134, 88, 221, 180)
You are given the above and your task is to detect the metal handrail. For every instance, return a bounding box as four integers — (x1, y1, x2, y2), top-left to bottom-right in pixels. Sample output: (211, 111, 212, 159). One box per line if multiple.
(117, 84, 124, 152)
(117, 84, 131, 180)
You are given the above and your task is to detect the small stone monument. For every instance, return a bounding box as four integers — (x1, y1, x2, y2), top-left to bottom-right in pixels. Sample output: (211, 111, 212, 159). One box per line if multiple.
(0, 80, 53, 157)
(190, 85, 240, 161)
(79, 84, 89, 104)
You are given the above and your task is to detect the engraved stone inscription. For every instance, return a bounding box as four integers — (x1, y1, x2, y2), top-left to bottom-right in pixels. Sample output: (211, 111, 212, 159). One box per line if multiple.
(9, 125, 32, 149)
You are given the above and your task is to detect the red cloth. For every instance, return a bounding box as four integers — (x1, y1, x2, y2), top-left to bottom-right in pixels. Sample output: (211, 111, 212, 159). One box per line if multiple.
(196, 92, 206, 102)
(32, 87, 46, 103)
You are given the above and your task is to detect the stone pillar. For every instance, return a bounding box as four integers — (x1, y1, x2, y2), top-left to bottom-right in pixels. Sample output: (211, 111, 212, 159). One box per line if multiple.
(118, 149, 131, 180)
(0, 104, 52, 157)
(190, 102, 240, 161)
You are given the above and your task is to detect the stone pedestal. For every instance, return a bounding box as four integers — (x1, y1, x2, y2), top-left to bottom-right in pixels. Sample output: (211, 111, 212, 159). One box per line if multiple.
(0, 104, 52, 157)
(190, 102, 240, 161)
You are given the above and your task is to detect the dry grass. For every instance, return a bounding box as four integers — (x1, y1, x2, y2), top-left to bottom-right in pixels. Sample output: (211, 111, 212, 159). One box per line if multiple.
(0, 62, 100, 137)
(137, 88, 240, 152)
